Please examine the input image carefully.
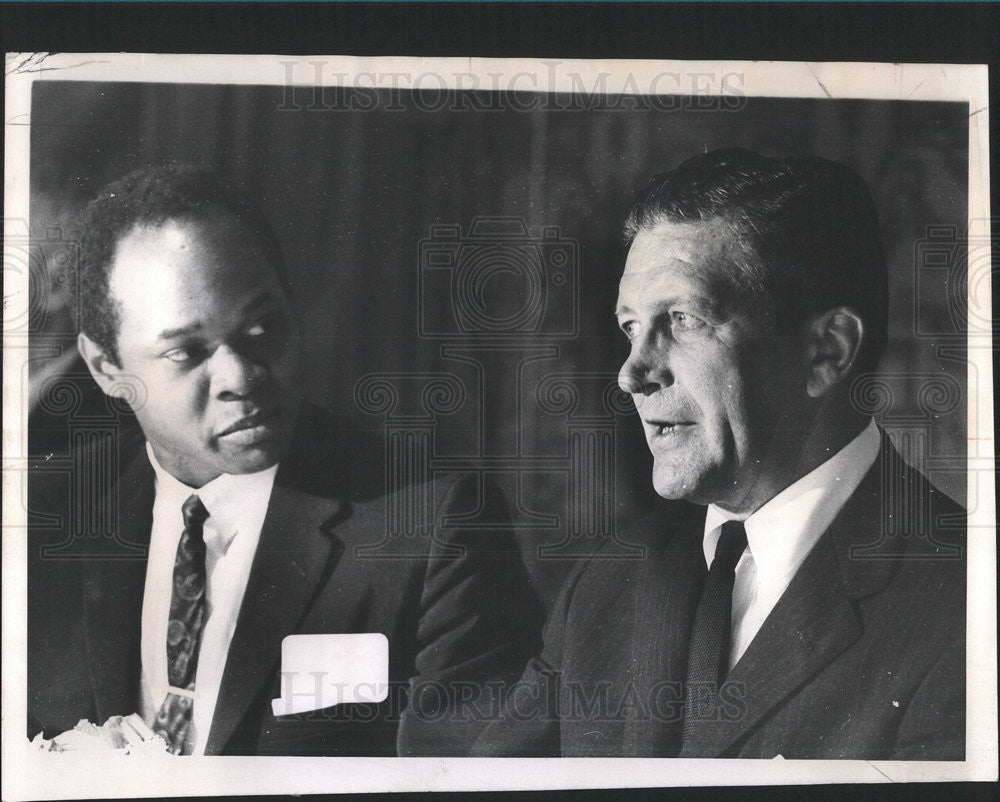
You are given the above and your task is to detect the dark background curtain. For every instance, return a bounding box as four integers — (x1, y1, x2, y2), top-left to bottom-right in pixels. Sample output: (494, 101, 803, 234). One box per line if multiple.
(28, 81, 968, 609)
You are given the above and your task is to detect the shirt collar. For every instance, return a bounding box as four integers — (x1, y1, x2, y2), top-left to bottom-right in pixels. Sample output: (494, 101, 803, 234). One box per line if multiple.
(703, 419, 881, 579)
(146, 442, 280, 554)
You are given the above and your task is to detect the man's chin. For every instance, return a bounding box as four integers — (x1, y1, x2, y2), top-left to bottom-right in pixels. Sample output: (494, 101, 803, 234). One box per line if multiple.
(649, 459, 717, 504)
(217, 442, 287, 476)
(650, 470, 693, 501)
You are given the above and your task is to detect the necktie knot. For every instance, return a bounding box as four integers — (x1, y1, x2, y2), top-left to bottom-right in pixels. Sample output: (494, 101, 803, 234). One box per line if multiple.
(182, 494, 209, 529)
(713, 520, 747, 572)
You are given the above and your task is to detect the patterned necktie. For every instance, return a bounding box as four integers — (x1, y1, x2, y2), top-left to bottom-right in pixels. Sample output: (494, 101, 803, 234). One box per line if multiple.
(682, 520, 748, 747)
(152, 494, 210, 755)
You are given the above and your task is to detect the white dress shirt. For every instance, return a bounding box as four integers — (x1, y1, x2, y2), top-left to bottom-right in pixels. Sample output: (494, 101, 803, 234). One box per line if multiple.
(703, 419, 881, 671)
(139, 444, 278, 754)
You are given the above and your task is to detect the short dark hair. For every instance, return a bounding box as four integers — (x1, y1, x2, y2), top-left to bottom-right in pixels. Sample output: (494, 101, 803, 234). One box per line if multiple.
(623, 148, 888, 376)
(77, 165, 288, 364)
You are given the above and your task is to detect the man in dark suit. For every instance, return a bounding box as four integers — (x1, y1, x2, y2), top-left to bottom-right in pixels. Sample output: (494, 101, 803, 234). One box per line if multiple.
(471, 149, 965, 760)
(28, 166, 539, 756)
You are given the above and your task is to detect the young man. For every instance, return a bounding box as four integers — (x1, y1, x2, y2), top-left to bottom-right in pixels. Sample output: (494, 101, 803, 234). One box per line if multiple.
(28, 166, 539, 756)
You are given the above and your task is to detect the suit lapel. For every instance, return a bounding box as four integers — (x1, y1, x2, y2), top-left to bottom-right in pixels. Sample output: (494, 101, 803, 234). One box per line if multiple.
(80, 403, 355, 747)
(679, 536, 861, 756)
(679, 437, 898, 757)
(205, 441, 350, 754)
(622, 513, 707, 756)
(82, 444, 154, 722)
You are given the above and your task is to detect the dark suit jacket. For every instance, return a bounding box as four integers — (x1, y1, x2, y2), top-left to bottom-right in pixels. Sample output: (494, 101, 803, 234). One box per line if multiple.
(472, 435, 966, 760)
(28, 401, 540, 755)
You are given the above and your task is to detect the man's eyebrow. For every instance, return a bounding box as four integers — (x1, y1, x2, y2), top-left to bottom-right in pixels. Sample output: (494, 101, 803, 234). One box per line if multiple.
(241, 291, 284, 316)
(618, 294, 723, 320)
(155, 292, 284, 342)
(157, 322, 203, 342)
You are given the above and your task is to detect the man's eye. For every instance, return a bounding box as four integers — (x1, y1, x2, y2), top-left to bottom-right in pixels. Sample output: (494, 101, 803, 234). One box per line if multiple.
(670, 311, 706, 333)
(163, 347, 194, 363)
(620, 320, 639, 339)
(246, 313, 290, 340)
(163, 343, 209, 364)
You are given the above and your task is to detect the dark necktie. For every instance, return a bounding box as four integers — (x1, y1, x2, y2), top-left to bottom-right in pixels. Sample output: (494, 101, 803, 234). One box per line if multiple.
(681, 520, 748, 747)
(152, 494, 210, 755)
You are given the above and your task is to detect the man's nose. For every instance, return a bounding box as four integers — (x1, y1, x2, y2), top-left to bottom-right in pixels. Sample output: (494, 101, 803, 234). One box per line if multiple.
(209, 344, 267, 397)
(618, 337, 672, 396)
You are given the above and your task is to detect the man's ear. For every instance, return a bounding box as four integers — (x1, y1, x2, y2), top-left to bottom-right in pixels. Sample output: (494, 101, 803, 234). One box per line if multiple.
(803, 307, 864, 398)
(77, 332, 125, 396)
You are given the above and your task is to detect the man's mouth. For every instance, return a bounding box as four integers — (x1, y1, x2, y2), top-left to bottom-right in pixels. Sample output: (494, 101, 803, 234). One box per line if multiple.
(217, 407, 283, 443)
(643, 419, 693, 437)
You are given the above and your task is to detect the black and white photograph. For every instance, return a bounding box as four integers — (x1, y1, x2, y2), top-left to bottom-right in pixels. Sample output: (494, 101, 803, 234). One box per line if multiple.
(2, 52, 995, 796)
